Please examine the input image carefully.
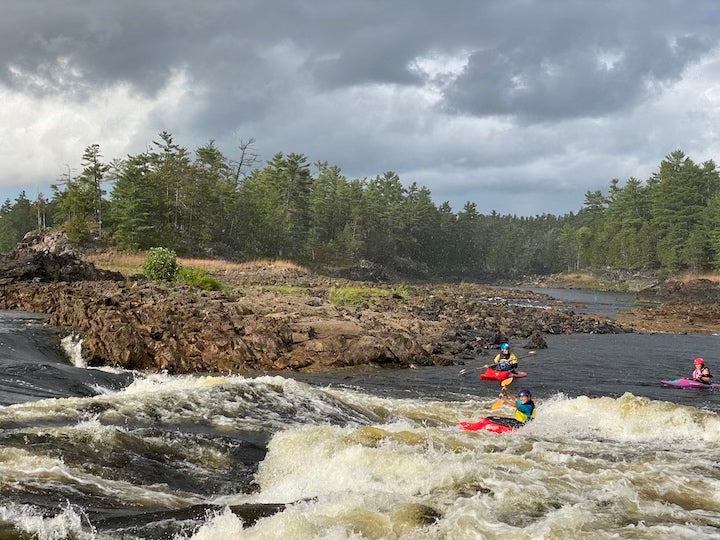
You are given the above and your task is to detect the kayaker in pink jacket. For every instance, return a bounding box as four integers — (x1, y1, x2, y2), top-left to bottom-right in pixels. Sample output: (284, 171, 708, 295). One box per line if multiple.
(692, 358, 713, 384)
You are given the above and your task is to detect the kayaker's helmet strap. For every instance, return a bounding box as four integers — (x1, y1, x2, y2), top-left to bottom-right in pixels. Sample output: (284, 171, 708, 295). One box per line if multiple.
(500, 343, 509, 351)
(518, 389, 531, 397)
(694, 357, 705, 365)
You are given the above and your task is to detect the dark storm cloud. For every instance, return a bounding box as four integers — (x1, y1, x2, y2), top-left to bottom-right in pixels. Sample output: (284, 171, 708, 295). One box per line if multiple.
(2, 0, 720, 215)
(0, 1, 308, 97)
(1, 2, 178, 96)
(444, 24, 713, 122)
(3, 1, 717, 120)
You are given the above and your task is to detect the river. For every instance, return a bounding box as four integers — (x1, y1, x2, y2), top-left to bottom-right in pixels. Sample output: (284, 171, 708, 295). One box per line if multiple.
(0, 290, 719, 539)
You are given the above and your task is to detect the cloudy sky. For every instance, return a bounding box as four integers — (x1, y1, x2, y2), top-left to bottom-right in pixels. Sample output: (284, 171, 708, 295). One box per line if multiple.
(1, 0, 719, 216)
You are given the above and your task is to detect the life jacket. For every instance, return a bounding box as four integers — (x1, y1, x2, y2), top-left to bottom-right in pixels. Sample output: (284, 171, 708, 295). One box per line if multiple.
(493, 352, 518, 370)
(514, 399, 536, 423)
(693, 366, 712, 382)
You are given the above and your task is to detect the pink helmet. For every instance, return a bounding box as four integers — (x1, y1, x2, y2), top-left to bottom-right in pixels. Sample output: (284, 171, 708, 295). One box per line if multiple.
(694, 357, 704, 365)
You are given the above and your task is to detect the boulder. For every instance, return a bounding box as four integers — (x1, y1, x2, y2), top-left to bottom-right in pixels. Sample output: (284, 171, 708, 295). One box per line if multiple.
(0, 230, 123, 283)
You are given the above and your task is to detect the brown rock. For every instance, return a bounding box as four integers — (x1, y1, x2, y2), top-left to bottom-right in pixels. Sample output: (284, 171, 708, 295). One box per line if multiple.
(0, 231, 649, 374)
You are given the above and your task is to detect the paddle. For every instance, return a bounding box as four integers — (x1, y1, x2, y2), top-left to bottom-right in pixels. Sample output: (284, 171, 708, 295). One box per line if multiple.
(491, 377, 514, 409)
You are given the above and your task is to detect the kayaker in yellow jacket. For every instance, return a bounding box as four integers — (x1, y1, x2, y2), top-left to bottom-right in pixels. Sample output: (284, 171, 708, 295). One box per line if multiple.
(492, 343, 518, 371)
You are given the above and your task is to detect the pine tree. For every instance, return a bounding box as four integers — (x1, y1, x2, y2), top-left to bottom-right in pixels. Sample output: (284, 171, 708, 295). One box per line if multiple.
(650, 151, 719, 271)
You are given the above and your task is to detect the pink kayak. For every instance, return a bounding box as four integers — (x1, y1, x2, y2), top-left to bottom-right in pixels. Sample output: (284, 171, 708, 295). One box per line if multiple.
(661, 377, 720, 389)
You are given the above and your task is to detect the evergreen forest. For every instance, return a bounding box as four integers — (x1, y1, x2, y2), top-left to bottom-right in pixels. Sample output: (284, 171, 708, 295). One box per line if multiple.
(1, 132, 718, 279)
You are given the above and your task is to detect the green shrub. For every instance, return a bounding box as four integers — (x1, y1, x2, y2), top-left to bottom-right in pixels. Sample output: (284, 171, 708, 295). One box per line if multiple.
(177, 266, 223, 291)
(142, 247, 179, 282)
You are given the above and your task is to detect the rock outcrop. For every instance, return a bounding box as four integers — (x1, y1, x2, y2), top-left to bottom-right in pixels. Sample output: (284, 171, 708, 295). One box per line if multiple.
(0, 230, 632, 373)
(0, 230, 123, 283)
(616, 278, 720, 334)
(636, 278, 720, 303)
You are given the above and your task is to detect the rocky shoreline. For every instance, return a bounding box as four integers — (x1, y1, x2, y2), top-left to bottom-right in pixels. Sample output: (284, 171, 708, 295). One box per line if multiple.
(615, 278, 720, 334)
(1, 232, 718, 374)
(511, 270, 661, 292)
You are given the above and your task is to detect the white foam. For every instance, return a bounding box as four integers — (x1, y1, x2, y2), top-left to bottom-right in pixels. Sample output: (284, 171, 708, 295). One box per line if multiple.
(0, 502, 94, 540)
(527, 392, 720, 444)
(60, 334, 85, 368)
(3, 373, 720, 538)
(195, 390, 720, 538)
(179, 507, 245, 539)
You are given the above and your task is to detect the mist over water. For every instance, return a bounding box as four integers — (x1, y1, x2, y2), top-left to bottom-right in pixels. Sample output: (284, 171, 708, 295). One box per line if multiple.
(0, 291, 719, 539)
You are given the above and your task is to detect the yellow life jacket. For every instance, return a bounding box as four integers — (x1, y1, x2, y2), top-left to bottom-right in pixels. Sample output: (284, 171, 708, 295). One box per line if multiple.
(514, 400, 536, 423)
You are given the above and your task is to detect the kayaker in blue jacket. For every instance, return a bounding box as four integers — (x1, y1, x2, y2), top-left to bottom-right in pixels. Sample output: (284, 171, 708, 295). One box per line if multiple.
(692, 358, 713, 384)
(499, 388, 536, 424)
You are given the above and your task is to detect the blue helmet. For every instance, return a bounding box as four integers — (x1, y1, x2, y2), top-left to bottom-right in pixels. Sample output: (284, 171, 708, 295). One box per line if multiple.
(518, 389, 531, 397)
(500, 343, 510, 351)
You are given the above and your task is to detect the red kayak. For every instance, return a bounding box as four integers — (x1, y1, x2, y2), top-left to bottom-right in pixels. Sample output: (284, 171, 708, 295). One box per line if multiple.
(460, 416, 524, 434)
(479, 368, 527, 381)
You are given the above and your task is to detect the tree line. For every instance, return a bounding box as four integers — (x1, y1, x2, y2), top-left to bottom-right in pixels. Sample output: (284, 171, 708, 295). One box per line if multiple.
(565, 150, 720, 273)
(0, 135, 718, 278)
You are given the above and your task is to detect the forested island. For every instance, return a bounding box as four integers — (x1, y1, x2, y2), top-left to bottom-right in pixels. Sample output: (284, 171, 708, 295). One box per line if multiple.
(2, 135, 720, 372)
(1, 133, 718, 280)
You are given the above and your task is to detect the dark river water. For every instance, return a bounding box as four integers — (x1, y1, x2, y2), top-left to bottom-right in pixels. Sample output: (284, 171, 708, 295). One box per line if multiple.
(293, 332, 720, 411)
(513, 285, 642, 318)
(1, 290, 719, 539)
(485, 284, 642, 319)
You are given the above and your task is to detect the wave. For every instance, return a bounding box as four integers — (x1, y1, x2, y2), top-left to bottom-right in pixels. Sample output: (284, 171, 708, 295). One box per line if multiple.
(2, 371, 720, 539)
(527, 392, 720, 444)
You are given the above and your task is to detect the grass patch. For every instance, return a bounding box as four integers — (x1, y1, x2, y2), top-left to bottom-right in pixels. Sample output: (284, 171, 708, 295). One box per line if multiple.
(393, 283, 409, 300)
(232, 258, 310, 272)
(329, 286, 394, 307)
(177, 266, 224, 291)
(87, 252, 310, 275)
(262, 285, 307, 295)
(88, 253, 306, 274)
(86, 251, 144, 275)
(458, 281, 486, 291)
(88, 251, 227, 289)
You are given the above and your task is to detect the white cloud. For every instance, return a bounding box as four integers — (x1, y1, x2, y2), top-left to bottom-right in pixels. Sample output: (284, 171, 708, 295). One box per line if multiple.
(0, 68, 191, 199)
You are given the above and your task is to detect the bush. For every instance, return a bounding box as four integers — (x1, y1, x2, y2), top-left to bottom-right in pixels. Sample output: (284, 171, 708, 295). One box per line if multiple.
(177, 266, 223, 291)
(142, 247, 179, 282)
(64, 216, 93, 245)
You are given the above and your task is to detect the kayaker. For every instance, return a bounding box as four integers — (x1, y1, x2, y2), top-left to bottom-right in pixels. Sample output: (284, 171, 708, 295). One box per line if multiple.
(491, 343, 518, 371)
(692, 358, 713, 384)
(499, 387, 536, 424)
